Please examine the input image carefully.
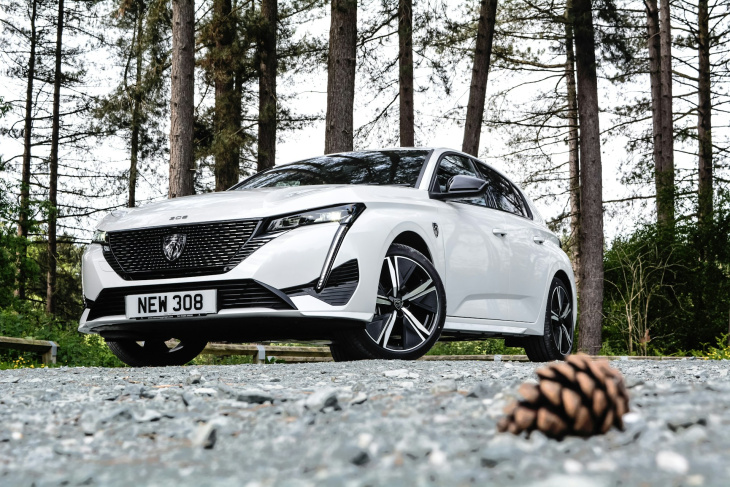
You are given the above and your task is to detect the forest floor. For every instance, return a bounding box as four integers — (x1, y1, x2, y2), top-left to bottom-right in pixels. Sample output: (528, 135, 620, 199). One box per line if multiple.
(0, 359, 727, 486)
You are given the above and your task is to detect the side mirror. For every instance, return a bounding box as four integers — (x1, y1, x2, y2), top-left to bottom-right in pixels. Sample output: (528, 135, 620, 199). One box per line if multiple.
(430, 175, 487, 200)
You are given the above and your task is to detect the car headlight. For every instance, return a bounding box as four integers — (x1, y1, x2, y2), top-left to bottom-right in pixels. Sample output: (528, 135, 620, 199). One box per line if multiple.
(265, 203, 365, 233)
(92, 230, 108, 244)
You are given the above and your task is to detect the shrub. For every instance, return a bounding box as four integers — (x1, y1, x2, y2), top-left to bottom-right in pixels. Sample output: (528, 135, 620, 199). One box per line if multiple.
(603, 199, 730, 356)
(0, 306, 123, 368)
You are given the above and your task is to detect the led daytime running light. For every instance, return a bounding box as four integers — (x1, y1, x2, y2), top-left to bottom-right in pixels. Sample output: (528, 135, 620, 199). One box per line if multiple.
(266, 204, 362, 233)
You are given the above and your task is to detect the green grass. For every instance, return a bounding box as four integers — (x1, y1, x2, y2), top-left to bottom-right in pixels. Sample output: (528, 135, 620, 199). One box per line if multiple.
(428, 339, 524, 356)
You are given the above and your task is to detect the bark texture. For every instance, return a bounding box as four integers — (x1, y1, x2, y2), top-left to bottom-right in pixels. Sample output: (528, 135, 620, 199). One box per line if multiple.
(129, 8, 143, 207)
(462, 0, 498, 157)
(398, 0, 414, 147)
(571, 0, 604, 355)
(257, 0, 277, 172)
(646, 0, 663, 217)
(46, 0, 64, 314)
(213, 0, 241, 188)
(657, 0, 674, 226)
(169, 0, 195, 198)
(16, 0, 38, 300)
(565, 5, 580, 289)
(324, 0, 357, 154)
(697, 0, 712, 225)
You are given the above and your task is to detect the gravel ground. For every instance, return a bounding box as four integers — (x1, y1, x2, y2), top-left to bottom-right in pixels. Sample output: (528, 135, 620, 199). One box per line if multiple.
(1, 359, 728, 486)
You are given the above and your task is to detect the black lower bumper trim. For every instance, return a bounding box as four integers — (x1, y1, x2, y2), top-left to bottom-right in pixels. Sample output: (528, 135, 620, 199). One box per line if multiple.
(86, 279, 296, 322)
(94, 315, 364, 342)
(283, 259, 359, 306)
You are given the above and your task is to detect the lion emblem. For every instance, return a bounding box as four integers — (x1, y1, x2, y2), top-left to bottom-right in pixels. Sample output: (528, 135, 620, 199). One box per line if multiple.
(162, 234, 187, 262)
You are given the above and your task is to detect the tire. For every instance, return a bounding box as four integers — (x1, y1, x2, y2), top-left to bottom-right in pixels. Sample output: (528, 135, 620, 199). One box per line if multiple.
(525, 276, 575, 362)
(330, 243, 446, 361)
(106, 338, 208, 367)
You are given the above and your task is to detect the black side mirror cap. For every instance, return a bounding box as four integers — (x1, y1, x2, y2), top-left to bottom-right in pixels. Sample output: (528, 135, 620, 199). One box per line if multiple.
(429, 175, 487, 200)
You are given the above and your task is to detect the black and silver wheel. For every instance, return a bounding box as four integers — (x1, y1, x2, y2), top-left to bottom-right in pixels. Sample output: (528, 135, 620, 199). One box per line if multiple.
(330, 243, 446, 361)
(525, 276, 574, 362)
(106, 338, 207, 367)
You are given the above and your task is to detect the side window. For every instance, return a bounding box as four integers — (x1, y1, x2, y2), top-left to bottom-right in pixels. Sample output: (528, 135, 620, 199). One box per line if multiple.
(478, 165, 529, 218)
(434, 155, 485, 207)
(473, 162, 501, 211)
(435, 155, 478, 191)
(511, 185, 532, 219)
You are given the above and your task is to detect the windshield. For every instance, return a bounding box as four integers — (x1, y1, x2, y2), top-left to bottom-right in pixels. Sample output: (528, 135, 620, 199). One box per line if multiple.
(234, 150, 431, 189)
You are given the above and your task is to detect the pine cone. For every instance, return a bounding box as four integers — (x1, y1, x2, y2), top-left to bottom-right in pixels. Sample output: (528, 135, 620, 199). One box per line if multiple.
(497, 354, 630, 439)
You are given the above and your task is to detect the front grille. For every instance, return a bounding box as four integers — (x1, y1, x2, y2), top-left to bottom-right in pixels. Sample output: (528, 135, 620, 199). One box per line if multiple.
(284, 259, 359, 306)
(104, 220, 260, 280)
(86, 280, 295, 322)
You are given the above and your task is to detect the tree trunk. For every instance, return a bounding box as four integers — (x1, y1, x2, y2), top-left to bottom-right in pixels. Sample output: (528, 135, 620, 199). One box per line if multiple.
(324, 0, 357, 154)
(233, 0, 243, 177)
(461, 0, 498, 157)
(571, 0, 604, 355)
(398, 0, 414, 147)
(169, 0, 195, 198)
(646, 0, 664, 222)
(565, 4, 580, 289)
(697, 0, 712, 226)
(657, 0, 674, 226)
(257, 0, 277, 172)
(46, 0, 64, 314)
(213, 0, 241, 187)
(16, 0, 38, 301)
(129, 8, 143, 207)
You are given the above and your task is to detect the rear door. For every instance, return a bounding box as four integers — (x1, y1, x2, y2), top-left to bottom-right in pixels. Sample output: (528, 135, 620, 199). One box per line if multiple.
(477, 164, 553, 323)
(434, 154, 512, 321)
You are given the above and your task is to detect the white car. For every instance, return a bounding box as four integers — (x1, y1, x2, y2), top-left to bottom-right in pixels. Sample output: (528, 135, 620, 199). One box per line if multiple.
(80, 148, 576, 366)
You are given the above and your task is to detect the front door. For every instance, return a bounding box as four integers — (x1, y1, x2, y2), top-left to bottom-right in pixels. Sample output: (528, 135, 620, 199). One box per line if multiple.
(477, 164, 553, 323)
(434, 154, 513, 321)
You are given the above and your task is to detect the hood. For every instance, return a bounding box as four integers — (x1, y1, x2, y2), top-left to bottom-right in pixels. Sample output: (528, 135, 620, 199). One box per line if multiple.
(96, 185, 426, 231)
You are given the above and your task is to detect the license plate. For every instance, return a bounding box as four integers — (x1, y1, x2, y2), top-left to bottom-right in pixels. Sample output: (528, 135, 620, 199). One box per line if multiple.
(125, 290, 217, 319)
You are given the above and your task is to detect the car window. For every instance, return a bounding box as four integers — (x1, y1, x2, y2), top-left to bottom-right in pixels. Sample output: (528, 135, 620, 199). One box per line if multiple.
(477, 164, 530, 218)
(234, 150, 430, 189)
(434, 155, 486, 207)
(471, 162, 501, 210)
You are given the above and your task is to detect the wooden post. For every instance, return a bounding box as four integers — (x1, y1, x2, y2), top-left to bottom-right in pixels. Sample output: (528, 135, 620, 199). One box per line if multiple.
(42, 342, 58, 365)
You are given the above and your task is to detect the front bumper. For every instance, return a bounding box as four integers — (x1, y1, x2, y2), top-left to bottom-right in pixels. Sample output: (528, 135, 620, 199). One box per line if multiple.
(80, 222, 380, 337)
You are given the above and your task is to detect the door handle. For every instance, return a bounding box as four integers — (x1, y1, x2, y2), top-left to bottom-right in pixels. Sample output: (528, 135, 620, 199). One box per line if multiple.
(533, 236, 545, 244)
(492, 228, 508, 237)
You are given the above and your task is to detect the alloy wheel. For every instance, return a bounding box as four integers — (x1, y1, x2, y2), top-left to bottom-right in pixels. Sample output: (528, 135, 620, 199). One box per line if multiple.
(550, 285, 574, 356)
(365, 255, 441, 352)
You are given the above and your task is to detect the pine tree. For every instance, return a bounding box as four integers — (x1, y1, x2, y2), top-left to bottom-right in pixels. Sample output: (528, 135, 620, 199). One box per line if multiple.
(212, 0, 243, 187)
(46, 0, 64, 313)
(398, 0, 414, 146)
(258, 0, 278, 171)
(169, 0, 195, 198)
(325, 0, 357, 153)
(462, 0, 498, 157)
(572, 0, 603, 355)
(15, 0, 39, 301)
(96, 0, 170, 207)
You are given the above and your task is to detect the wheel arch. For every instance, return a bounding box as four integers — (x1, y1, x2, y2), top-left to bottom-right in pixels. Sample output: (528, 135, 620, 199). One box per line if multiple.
(553, 269, 572, 298)
(390, 230, 433, 262)
(552, 266, 578, 333)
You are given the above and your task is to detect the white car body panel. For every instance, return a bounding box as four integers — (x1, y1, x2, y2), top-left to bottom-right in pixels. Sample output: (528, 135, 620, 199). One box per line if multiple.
(437, 203, 512, 321)
(80, 147, 577, 343)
